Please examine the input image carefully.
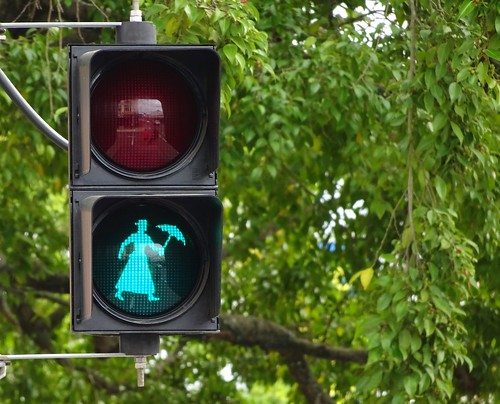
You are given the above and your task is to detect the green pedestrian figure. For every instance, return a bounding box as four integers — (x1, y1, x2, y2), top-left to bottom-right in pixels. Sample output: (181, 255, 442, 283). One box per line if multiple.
(115, 219, 163, 302)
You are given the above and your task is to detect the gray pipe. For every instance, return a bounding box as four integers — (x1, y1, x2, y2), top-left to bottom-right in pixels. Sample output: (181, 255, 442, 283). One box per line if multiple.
(0, 66, 68, 151)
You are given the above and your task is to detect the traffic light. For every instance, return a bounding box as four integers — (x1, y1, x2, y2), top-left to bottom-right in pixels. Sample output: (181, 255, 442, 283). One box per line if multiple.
(68, 44, 222, 334)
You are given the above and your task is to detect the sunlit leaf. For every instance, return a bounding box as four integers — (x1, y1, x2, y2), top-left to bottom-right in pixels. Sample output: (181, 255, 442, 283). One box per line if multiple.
(360, 267, 374, 290)
(458, 0, 475, 19)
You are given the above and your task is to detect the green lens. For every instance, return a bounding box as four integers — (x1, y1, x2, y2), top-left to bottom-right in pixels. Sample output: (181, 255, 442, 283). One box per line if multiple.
(92, 199, 204, 320)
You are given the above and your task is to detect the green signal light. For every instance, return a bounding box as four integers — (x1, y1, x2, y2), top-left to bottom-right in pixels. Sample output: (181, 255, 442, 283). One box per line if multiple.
(92, 200, 206, 321)
(114, 219, 186, 303)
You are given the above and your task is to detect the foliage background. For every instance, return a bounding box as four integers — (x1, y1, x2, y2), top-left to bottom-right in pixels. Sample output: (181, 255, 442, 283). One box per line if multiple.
(0, 0, 498, 402)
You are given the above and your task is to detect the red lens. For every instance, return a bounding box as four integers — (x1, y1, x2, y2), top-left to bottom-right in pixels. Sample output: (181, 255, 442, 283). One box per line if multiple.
(91, 59, 200, 173)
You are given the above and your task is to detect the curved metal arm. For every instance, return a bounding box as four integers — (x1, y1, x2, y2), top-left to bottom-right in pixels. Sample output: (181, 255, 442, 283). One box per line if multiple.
(0, 66, 68, 151)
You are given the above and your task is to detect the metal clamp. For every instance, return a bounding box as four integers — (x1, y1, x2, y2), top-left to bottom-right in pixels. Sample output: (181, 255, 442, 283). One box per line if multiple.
(0, 356, 11, 380)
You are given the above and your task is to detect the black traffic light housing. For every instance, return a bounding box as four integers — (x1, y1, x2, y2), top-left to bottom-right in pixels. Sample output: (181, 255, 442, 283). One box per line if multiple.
(69, 45, 220, 187)
(68, 44, 222, 335)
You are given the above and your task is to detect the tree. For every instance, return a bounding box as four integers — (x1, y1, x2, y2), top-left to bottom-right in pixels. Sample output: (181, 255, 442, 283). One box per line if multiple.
(0, 0, 498, 402)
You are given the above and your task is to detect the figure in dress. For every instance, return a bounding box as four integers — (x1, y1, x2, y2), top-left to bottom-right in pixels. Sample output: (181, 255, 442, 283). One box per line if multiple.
(115, 219, 163, 302)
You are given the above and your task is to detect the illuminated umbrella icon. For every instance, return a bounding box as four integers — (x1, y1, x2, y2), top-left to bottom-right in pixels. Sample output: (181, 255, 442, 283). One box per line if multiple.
(157, 224, 186, 249)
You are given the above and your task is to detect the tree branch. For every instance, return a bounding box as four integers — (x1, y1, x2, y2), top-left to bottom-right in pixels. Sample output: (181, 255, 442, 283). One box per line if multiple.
(217, 315, 367, 364)
(213, 315, 367, 403)
(282, 352, 332, 404)
(26, 274, 68, 294)
(405, 0, 418, 265)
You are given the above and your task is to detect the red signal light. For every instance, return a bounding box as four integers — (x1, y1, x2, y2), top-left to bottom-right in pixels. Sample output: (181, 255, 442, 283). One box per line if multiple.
(90, 59, 202, 174)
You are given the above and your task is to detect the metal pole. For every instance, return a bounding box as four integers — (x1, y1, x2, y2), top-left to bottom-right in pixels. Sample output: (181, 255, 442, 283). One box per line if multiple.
(0, 22, 122, 29)
(0, 352, 147, 386)
(0, 67, 68, 151)
(1, 353, 130, 360)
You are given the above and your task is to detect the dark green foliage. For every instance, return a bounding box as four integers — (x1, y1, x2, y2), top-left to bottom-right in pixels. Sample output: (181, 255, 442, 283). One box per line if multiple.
(0, 0, 498, 402)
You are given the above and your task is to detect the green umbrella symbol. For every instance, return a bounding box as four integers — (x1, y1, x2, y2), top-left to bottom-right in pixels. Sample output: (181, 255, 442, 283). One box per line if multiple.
(157, 224, 186, 249)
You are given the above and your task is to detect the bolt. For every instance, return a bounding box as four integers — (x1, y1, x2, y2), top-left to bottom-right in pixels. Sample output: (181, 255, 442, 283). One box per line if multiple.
(134, 356, 147, 387)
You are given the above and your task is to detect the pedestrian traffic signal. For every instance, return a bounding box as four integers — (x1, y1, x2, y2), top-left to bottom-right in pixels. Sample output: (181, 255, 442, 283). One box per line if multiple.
(68, 44, 222, 334)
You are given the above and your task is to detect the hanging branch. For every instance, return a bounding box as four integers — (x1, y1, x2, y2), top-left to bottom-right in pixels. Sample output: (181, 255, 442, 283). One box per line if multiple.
(405, 0, 418, 266)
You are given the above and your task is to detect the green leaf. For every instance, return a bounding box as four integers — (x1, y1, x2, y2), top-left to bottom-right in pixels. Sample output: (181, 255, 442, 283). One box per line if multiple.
(304, 36, 316, 49)
(165, 17, 180, 37)
(399, 329, 411, 358)
(435, 61, 447, 80)
(424, 318, 435, 337)
(309, 81, 321, 95)
(457, 68, 470, 82)
(391, 393, 405, 404)
(392, 290, 407, 303)
(174, 0, 188, 12)
(402, 227, 413, 249)
(436, 378, 453, 398)
(432, 112, 448, 132)
(363, 315, 384, 333)
(424, 69, 435, 88)
(424, 92, 435, 112)
(437, 43, 450, 65)
(424, 365, 435, 382)
(410, 333, 422, 353)
(450, 122, 464, 144)
(431, 86, 445, 106)
(54, 106, 67, 121)
(267, 164, 278, 178)
(485, 48, 500, 61)
(235, 53, 246, 70)
(418, 374, 431, 394)
(471, 148, 486, 166)
(477, 62, 489, 84)
(433, 295, 452, 317)
(403, 375, 418, 396)
(436, 350, 445, 365)
(458, 0, 475, 19)
(377, 293, 392, 313)
(218, 17, 231, 34)
(464, 355, 474, 371)
(448, 82, 462, 103)
(420, 290, 429, 303)
(223, 44, 238, 63)
(434, 176, 447, 200)
(380, 253, 397, 263)
(370, 198, 389, 219)
(357, 369, 383, 392)
(367, 348, 383, 365)
(381, 330, 395, 350)
(395, 300, 409, 321)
